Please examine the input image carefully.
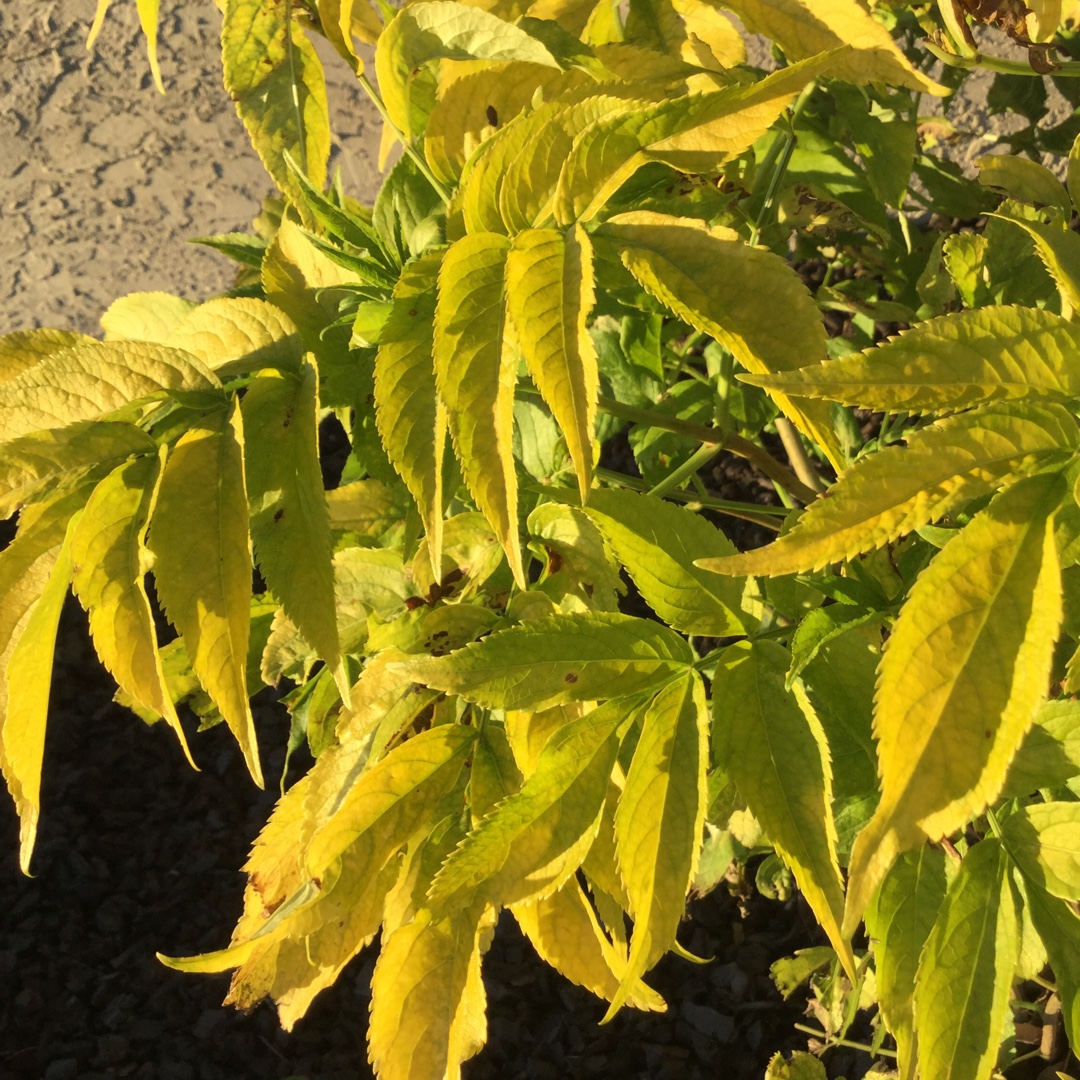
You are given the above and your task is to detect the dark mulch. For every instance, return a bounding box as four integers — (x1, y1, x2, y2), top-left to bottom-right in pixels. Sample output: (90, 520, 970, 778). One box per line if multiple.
(0, 601, 834, 1080)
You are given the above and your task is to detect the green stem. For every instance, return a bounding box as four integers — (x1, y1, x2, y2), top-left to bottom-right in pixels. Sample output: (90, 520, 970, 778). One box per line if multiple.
(924, 38, 1080, 77)
(775, 417, 826, 494)
(596, 393, 819, 503)
(647, 442, 723, 498)
(594, 468, 784, 530)
(355, 73, 452, 204)
(792, 1025, 898, 1059)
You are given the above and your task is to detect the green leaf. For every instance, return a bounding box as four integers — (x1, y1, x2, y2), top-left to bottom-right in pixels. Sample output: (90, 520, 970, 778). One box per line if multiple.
(744, 306, 1080, 413)
(430, 695, 639, 910)
(303, 723, 478, 875)
(913, 839, 1018, 1080)
(765, 1051, 828, 1080)
(368, 901, 489, 1080)
(977, 155, 1072, 215)
(325, 479, 409, 541)
(595, 212, 843, 469)
(222, 0, 330, 208)
(991, 210, 1080, 319)
(0, 329, 93, 385)
(148, 402, 263, 787)
(100, 291, 196, 343)
(165, 297, 303, 376)
(398, 612, 693, 712)
(701, 402, 1077, 577)
(434, 232, 524, 584)
(788, 605, 885, 688)
(606, 673, 707, 1019)
(374, 251, 447, 574)
(864, 845, 948, 1080)
(375, 0, 560, 137)
(1020, 877, 1080, 1048)
(505, 226, 599, 501)
(1001, 802, 1080, 901)
(242, 361, 339, 679)
(70, 453, 193, 764)
(844, 473, 1066, 934)
(1001, 698, 1080, 798)
(581, 487, 750, 636)
(0, 510, 76, 873)
(0, 421, 154, 519)
(718, 0, 946, 94)
(0, 340, 219, 445)
(712, 640, 857, 979)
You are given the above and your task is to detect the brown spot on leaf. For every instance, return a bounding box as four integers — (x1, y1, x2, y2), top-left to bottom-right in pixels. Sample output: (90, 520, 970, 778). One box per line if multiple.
(564, 672, 579, 684)
(273, 509, 285, 523)
(486, 104, 498, 127)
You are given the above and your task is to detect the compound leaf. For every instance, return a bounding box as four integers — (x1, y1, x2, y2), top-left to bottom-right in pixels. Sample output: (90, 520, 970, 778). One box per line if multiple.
(712, 640, 856, 979)
(845, 473, 1065, 933)
(399, 612, 693, 712)
(701, 402, 1077, 577)
(149, 403, 263, 787)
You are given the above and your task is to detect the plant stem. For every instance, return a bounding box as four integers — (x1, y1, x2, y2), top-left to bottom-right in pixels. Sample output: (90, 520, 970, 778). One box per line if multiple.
(355, 73, 452, 204)
(792, 1025, 898, 1059)
(924, 38, 1080, 77)
(647, 442, 723, 498)
(594, 468, 785, 530)
(775, 417, 826, 494)
(596, 393, 819, 503)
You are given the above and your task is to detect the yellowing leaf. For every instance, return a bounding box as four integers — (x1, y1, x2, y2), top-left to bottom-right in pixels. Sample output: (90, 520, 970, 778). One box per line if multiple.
(0, 340, 219, 446)
(582, 487, 750, 635)
(913, 839, 1018, 1080)
(0, 513, 75, 873)
(374, 251, 447, 574)
(241, 361, 339, 678)
(606, 673, 707, 1018)
(303, 724, 477, 875)
(505, 225, 598, 500)
(1001, 698, 1080, 798)
(429, 696, 639, 910)
(864, 845, 948, 1080)
(0, 421, 154, 520)
(744, 306, 1080, 413)
(325, 479, 409, 540)
(712, 640, 856, 979)
(149, 403, 263, 786)
(977, 156, 1072, 215)
(425, 63, 586, 186)
(375, 0, 560, 137)
(434, 232, 524, 584)
(369, 901, 490, 1080)
(512, 877, 667, 1011)
(100, 291, 195, 343)
(399, 612, 693, 712)
(844, 474, 1065, 934)
(0, 329, 93, 386)
(595, 211, 842, 468)
(1001, 802, 1080, 901)
(222, 0, 330, 207)
(166, 297, 303, 376)
(700, 402, 1078, 578)
(70, 453, 193, 764)
(720, 0, 946, 94)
